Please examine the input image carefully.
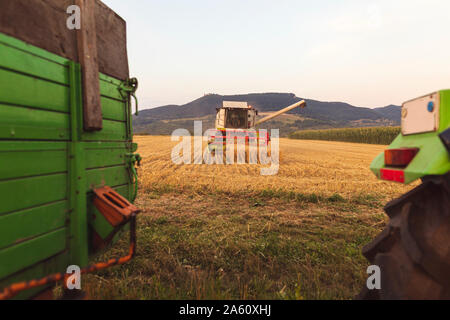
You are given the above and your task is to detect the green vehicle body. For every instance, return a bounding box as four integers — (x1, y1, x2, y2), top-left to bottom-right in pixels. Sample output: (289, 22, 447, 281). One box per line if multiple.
(0, 32, 139, 299)
(371, 90, 450, 184)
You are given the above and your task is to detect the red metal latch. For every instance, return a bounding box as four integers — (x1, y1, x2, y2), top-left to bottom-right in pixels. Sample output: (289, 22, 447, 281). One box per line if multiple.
(93, 186, 141, 227)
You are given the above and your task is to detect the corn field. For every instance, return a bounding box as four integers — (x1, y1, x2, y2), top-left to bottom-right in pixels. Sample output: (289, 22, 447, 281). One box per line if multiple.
(289, 127, 401, 145)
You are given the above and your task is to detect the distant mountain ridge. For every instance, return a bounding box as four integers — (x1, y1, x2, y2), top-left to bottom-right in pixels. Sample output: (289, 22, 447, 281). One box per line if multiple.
(133, 93, 401, 136)
(373, 105, 402, 121)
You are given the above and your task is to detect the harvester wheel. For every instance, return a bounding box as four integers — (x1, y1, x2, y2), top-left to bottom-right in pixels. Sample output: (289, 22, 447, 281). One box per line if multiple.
(358, 172, 450, 300)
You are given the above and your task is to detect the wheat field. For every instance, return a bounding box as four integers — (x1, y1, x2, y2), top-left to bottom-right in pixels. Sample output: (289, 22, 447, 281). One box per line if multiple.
(85, 136, 418, 299)
(136, 135, 414, 200)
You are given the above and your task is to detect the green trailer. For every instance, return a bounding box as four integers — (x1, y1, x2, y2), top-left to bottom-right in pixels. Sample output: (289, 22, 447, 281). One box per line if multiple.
(0, 1, 140, 299)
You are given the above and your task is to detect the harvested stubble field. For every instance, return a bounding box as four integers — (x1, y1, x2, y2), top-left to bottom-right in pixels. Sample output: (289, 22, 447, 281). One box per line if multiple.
(85, 136, 416, 300)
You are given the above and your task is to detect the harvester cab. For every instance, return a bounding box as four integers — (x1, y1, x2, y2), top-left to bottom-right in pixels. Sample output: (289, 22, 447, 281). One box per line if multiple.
(216, 101, 258, 130)
(360, 90, 450, 300)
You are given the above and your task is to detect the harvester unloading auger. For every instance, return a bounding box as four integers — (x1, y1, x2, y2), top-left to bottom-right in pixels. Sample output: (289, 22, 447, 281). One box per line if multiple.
(359, 90, 450, 300)
(208, 100, 306, 160)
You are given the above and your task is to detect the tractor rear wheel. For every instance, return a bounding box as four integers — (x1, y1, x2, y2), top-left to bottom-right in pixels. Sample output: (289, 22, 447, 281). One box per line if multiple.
(358, 172, 450, 300)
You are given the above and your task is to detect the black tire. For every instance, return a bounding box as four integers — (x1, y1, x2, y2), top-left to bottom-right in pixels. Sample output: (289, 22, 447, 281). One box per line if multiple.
(358, 172, 450, 300)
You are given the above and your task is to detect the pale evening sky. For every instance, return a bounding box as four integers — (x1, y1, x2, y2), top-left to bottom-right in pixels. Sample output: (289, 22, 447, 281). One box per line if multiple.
(102, 0, 450, 110)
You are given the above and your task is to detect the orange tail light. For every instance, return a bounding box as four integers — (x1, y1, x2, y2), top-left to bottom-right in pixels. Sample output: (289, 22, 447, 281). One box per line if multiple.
(384, 148, 419, 167)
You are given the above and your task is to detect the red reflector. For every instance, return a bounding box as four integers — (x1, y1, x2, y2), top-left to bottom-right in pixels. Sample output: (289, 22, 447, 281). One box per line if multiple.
(380, 169, 405, 183)
(384, 148, 419, 167)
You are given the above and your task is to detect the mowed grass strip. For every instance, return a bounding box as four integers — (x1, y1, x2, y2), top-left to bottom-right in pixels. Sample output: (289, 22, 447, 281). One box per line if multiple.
(84, 190, 387, 300)
(289, 127, 401, 145)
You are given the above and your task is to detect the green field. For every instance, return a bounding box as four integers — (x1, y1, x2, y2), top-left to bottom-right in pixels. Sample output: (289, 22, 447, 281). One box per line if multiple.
(289, 127, 401, 145)
(83, 188, 386, 300)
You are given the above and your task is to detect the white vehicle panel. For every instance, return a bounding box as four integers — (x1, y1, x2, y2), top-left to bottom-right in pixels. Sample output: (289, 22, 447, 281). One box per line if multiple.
(402, 92, 440, 135)
(216, 108, 226, 128)
(223, 101, 248, 109)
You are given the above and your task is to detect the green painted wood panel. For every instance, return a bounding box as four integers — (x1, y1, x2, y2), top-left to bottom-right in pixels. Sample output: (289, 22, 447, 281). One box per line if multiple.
(0, 143, 67, 180)
(0, 201, 67, 249)
(99, 73, 122, 86)
(81, 119, 127, 142)
(101, 96, 126, 122)
(0, 141, 67, 152)
(0, 251, 69, 300)
(85, 143, 127, 169)
(0, 104, 70, 140)
(85, 165, 130, 190)
(100, 78, 125, 102)
(0, 174, 67, 215)
(0, 33, 68, 65)
(0, 42, 69, 85)
(0, 229, 66, 279)
(0, 68, 69, 113)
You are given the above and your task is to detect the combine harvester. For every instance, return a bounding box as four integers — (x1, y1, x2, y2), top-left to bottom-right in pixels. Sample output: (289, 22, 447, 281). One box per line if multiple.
(360, 91, 450, 299)
(0, 0, 141, 299)
(209, 100, 306, 162)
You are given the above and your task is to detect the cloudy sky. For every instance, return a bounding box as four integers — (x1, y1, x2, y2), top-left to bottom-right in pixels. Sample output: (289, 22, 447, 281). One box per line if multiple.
(102, 0, 450, 110)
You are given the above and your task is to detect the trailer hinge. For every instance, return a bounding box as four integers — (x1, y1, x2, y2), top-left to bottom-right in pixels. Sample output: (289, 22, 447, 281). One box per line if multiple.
(119, 77, 139, 115)
(126, 147, 142, 202)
